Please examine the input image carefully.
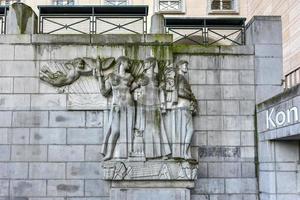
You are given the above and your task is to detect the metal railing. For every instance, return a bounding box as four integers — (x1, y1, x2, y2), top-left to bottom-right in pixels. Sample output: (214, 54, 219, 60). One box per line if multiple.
(38, 5, 148, 34)
(165, 17, 246, 45)
(0, 6, 7, 34)
(284, 67, 300, 89)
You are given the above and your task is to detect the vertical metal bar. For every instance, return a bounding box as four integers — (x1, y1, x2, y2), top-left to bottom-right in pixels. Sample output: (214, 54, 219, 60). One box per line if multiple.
(203, 18, 208, 45)
(4, 7, 7, 34)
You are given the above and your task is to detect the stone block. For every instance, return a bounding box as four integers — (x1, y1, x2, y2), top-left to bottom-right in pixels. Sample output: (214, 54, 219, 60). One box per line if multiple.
(30, 128, 66, 144)
(194, 116, 223, 131)
(47, 180, 84, 197)
(86, 111, 104, 128)
(0, 145, 10, 161)
(186, 56, 220, 70)
(207, 101, 239, 115)
(189, 70, 206, 84)
(6, 3, 38, 34)
(0, 61, 38, 77)
(208, 162, 241, 178)
(0, 162, 28, 178)
(255, 44, 282, 58)
(277, 195, 300, 200)
(0, 35, 31, 44)
(239, 70, 255, 85)
(85, 180, 110, 196)
(220, 70, 239, 84)
(0, 78, 13, 93)
(258, 141, 275, 162)
(223, 116, 254, 131)
(225, 178, 257, 193)
(9, 128, 30, 144)
(255, 58, 282, 85)
(32, 35, 90, 45)
(11, 145, 47, 161)
(220, 55, 255, 70)
(49, 45, 87, 60)
(256, 85, 283, 105)
(14, 78, 39, 93)
(0, 112, 12, 127)
(276, 172, 297, 193)
(111, 188, 190, 200)
(29, 163, 65, 179)
(0, 128, 8, 144)
(247, 17, 282, 45)
(85, 145, 102, 161)
(274, 141, 299, 162)
(49, 111, 85, 127)
(0, 180, 9, 196)
(14, 45, 36, 60)
(191, 195, 209, 200)
(67, 162, 103, 179)
(242, 162, 256, 177)
(239, 101, 255, 115)
(222, 85, 255, 100)
(192, 131, 207, 146)
(199, 146, 241, 161)
(195, 85, 222, 100)
(197, 162, 208, 178)
(10, 180, 46, 197)
(241, 147, 256, 161)
(259, 171, 276, 193)
(48, 145, 84, 161)
(206, 70, 220, 85)
(194, 178, 225, 194)
(67, 128, 103, 144)
(0, 95, 30, 110)
(31, 94, 67, 110)
(207, 131, 240, 146)
(220, 45, 255, 55)
(241, 131, 255, 146)
(12, 111, 48, 127)
(0, 44, 14, 60)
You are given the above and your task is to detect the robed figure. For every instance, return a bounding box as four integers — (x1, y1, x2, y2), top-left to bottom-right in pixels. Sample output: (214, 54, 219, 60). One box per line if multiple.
(134, 57, 171, 158)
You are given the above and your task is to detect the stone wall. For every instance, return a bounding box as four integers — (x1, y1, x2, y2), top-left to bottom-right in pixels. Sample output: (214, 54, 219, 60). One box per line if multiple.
(0, 33, 259, 200)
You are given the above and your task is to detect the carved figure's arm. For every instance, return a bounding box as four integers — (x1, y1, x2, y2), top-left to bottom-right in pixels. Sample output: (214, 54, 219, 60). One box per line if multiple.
(99, 75, 112, 97)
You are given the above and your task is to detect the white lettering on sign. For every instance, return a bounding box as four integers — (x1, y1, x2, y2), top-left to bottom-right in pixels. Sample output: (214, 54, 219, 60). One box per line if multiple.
(266, 106, 299, 129)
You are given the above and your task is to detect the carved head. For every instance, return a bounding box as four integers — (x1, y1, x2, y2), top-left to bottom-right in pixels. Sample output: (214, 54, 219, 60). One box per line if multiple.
(72, 58, 86, 70)
(115, 56, 130, 74)
(176, 60, 189, 74)
(144, 57, 157, 74)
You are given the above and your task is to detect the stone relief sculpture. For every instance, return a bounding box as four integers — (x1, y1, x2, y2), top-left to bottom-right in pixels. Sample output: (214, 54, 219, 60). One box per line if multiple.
(96, 56, 136, 161)
(39, 55, 198, 181)
(134, 57, 171, 159)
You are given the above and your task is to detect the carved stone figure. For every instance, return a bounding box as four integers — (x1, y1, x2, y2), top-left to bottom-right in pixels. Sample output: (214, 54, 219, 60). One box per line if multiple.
(39, 56, 199, 181)
(134, 57, 171, 159)
(97, 56, 136, 161)
(40, 58, 96, 87)
(168, 60, 198, 160)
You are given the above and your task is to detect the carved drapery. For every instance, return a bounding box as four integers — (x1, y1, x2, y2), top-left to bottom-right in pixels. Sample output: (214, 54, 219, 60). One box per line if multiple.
(39, 55, 198, 180)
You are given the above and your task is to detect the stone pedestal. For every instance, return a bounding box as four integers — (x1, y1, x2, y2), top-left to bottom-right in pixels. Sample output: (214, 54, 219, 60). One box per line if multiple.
(6, 3, 38, 34)
(150, 14, 165, 34)
(110, 188, 191, 200)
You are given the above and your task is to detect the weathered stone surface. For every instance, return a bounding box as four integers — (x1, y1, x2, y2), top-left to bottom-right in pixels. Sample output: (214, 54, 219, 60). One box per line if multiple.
(30, 128, 66, 144)
(31, 94, 67, 110)
(67, 162, 103, 179)
(6, 3, 38, 34)
(67, 128, 103, 144)
(29, 163, 65, 179)
(0, 145, 10, 161)
(10, 180, 46, 197)
(12, 111, 48, 127)
(85, 180, 110, 196)
(0, 95, 30, 110)
(48, 145, 84, 161)
(11, 145, 47, 161)
(110, 188, 190, 200)
(0, 162, 28, 178)
(49, 111, 85, 127)
(47, 180, 84, 197)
